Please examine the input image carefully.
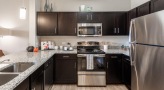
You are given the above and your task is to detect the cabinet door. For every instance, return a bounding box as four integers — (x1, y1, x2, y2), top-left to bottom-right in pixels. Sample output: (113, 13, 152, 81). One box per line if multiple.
(127, 8, 137, 35)
(31, 71, 44, 90)
(14, 77, 29, 90)
(77, 12, 102, 23)
(115, 12, 127, 35)
(44, 58, 53, 90)
(77, 12, 90, 23)
(137, 2, 151, 17)
(58, 12, 77, 35)
(54, 59, 77, 84)
(106, 54, 122, 84)
(101, 12, 115, 35)
(122, 56, 131, 90)
(91, 12, 103, 23)
(37, 12, 57, 36)
(151, 0, 164, 13)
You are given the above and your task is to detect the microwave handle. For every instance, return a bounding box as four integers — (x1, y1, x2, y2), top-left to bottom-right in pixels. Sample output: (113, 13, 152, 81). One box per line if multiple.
(87, 15, 89, 20)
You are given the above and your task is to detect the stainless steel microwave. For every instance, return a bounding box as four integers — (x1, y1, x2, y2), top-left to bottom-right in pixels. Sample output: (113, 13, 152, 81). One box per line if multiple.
(77, 23, 102, 36)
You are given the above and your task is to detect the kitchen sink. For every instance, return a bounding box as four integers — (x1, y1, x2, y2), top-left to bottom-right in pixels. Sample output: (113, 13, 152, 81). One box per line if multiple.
(0, 62, 34, 72)
(0, 73, 18, 86)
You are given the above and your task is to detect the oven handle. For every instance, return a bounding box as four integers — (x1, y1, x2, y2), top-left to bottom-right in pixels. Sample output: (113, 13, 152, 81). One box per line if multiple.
(77, 54, 87, 57)
(93, 54, 105, 57)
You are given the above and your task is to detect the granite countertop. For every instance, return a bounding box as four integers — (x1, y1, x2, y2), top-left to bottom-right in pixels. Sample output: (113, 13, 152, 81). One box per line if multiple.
(0, 49, 128, 90)
(104, 49, 129, 56)
(0, 50, 77, 90)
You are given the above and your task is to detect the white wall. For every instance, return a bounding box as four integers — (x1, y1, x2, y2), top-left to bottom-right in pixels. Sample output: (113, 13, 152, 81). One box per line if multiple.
(131, 0, 150, 9)
(40, 0, 131, 11)
(0, 0, 29, 54)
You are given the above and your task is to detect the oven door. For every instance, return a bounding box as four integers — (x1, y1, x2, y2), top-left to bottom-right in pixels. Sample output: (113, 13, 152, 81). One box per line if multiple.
(77, 54, 106, 71)
(93, 54, 106, 71)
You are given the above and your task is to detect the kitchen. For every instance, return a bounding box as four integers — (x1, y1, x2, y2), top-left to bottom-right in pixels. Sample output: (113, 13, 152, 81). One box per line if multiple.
(0, 0, 164, 90)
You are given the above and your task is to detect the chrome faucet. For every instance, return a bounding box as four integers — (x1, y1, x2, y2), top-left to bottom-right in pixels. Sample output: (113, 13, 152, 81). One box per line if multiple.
(0, 59, 10, 64)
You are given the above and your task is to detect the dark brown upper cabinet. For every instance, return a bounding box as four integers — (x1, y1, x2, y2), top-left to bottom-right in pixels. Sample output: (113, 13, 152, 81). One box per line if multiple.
(101, 12, 115, 35)
(77, 12, 103, 23)
(137, 2, 151, 17)
(151, 0, 164, 13)
(127, 8, 137, 35)
(128, 8, 138, 20)
(115, 12, 127, 35)
(58, 12, 77, 36)
(100, 12, 127, 35)
(37, 12, 57, 36)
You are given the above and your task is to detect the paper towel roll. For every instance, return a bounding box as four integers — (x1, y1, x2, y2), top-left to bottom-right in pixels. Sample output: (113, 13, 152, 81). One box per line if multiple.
(104, 45, 108, 51)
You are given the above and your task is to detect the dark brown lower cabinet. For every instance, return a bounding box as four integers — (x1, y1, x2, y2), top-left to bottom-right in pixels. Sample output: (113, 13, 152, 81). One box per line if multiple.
(122, 55, 131, 90)
(14, 77, 29, 90)
(44, 57, 54, 90)
(54, 54, 77, 84)
(31, 66, 44, 90)
(106, 54, 123, 84)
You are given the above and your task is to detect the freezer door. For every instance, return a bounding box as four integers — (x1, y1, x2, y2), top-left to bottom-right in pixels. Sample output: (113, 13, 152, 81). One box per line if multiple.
(132, 44, 164, 90)
(134, 10, 164, 46)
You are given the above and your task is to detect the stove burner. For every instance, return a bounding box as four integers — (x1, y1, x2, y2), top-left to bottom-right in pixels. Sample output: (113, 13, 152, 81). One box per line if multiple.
(77, 49, 105, 54)
(77, 41, 105, 54)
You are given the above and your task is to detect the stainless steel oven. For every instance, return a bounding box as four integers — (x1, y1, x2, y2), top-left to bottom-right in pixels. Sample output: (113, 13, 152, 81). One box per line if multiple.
(77, 23, 102, 36)
(77, 54, 106, 86)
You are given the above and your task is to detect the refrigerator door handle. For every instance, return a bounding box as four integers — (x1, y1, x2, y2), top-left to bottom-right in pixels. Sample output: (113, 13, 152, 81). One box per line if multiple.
(129, 20, 136, 43)
(130, 44, 136, 66)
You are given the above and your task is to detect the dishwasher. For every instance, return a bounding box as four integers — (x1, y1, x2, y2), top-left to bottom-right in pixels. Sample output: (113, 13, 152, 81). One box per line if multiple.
(44, 57, 54, 90)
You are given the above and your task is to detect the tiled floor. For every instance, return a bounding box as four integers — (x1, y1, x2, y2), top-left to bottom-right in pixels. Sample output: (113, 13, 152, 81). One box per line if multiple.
(51, 84, 128, 90)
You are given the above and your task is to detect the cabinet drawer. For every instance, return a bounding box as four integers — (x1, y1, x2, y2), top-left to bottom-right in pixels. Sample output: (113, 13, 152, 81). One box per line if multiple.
(106, 54, 122, 59)
(55, 54, 77, 59)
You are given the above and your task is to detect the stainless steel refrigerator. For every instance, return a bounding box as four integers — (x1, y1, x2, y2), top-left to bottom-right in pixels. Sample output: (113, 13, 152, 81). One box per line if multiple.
(130, 10, 164, 90)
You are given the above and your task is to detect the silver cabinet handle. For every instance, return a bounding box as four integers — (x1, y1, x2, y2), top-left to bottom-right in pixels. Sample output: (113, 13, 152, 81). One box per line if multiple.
(75, 28, 76, 34)
(118, 28, 119, 33)
(91, 14, 93, 20)
(125, 58, 130, 61)
(55, 28, 56, 34)
(63, 56, 69, 58)
(107, 62, 108, 68)
(75, 62, 76, 68)
(114, 28, 117, 33)
(87, 15, 89, 20)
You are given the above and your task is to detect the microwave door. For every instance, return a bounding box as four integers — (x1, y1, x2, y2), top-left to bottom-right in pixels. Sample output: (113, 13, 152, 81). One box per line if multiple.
(87, 27, 95, 35)
(79, 26, 95, 35)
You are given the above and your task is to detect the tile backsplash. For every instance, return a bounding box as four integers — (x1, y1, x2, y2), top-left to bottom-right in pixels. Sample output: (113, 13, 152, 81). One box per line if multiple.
(38, 36, 129, 47)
